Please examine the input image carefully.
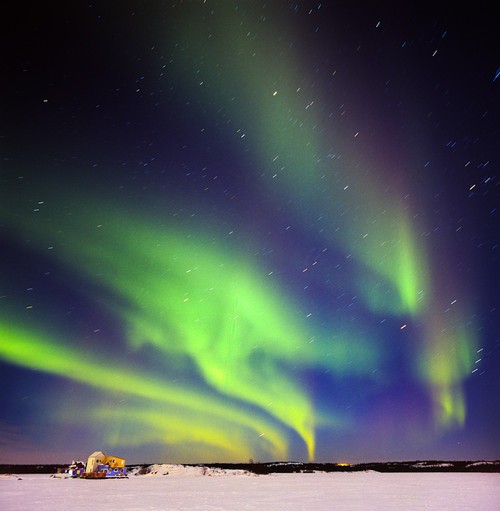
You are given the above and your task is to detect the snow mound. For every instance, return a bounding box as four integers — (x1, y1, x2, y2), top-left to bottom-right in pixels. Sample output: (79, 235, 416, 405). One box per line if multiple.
(130, 464, 254, 477)
(467, 461, 496, 467)
(412, 462, 454, 468)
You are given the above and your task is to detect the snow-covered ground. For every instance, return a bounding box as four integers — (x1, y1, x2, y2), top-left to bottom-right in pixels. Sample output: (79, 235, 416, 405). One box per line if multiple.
(1, 468, 498, 510)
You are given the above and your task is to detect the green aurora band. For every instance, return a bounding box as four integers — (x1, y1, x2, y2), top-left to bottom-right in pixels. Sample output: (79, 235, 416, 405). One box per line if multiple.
(1, 204, 380, 460)
(0, 322, 285, 459)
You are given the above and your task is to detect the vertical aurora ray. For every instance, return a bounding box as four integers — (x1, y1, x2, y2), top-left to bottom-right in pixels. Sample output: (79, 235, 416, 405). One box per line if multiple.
(417, 299, 478, 429)
(169, 1, 428, 317)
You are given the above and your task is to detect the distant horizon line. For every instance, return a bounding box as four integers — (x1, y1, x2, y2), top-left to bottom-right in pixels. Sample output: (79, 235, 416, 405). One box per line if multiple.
(1, 458, 499, 466)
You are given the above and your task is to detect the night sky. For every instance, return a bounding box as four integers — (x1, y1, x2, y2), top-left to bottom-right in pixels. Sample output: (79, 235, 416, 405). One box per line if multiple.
(1, 1, 498, 464)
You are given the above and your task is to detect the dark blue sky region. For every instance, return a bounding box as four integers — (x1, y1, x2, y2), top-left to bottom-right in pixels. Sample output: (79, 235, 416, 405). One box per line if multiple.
(1, 2, 498, 464)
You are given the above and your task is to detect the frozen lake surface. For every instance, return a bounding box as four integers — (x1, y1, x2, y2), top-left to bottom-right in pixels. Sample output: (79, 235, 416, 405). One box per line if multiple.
(1, 470, 499, 510)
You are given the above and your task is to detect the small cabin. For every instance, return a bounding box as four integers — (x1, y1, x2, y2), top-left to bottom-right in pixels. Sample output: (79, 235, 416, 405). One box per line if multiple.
(85, 451, 107, 474)
(83, 451, 127, 478)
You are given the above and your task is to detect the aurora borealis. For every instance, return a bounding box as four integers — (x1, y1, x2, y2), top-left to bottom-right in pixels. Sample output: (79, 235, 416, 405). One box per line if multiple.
(1, 2, 498, 464)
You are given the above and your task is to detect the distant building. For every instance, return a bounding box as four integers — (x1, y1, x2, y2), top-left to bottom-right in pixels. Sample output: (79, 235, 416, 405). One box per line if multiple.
(54, 460, 86, 478)
(83, 451, 127, 478)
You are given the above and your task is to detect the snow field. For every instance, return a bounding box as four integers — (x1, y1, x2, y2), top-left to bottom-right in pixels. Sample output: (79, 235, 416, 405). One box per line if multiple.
(0, 471, 498, 510)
